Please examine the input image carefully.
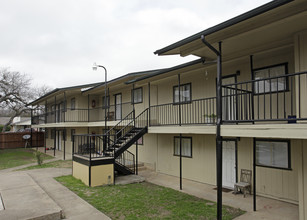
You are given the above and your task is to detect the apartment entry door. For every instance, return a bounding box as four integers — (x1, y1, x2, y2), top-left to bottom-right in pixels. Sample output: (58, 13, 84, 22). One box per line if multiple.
(222, 75, 236, 121)
(115, 93, 122, 120)
(222, 140, 237, 189)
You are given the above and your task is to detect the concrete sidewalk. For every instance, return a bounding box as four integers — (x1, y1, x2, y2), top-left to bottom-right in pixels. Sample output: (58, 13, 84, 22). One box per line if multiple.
(0, 171, 62, 220)
(139, 170, 299, 220)
(0, 166, 110, 220)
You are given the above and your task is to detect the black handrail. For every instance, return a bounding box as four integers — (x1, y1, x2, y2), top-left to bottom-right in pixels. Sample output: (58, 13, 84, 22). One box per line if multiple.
(115, 150, 135, 174)
(116, 108, 148, 137)
(222, 70, 307, 87)
(104, 110, 134, 137)
(150, 98, 216, 126)
(221, 71, 305, 123)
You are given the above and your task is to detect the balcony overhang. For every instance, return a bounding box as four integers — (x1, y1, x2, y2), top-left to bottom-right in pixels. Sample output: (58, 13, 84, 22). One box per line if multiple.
(221, 123, 307, 140)
(147, 123, 307, 140)
(154, 0, 296, 57)
(148, 125, 216, 135)
(31, 120, 123, 128)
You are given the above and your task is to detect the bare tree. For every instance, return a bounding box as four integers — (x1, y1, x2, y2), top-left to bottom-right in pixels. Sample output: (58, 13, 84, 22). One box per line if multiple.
(0, 68, 51, 132)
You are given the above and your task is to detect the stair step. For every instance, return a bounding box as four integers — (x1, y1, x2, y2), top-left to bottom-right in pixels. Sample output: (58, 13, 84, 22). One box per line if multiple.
(126, 133, 134, 136)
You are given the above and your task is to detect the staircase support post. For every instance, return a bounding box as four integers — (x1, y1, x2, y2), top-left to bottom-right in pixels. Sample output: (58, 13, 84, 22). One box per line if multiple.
(180, 133, 182, 190)
(253, 138, 256, 211)
(132, 84, 136, 127)
(53, 128, 56, 156)
(44, 127, 46, 153)
(136, 142, 138, 175)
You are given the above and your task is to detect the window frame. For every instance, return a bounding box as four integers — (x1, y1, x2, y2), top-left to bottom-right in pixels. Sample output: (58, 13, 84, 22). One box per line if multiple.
(253, 63, 289, 95)
(131, 87, 143, 104)
(255, 138, 291, 170)
(173, 83, 192, 104)
(173, 136, 192, 158)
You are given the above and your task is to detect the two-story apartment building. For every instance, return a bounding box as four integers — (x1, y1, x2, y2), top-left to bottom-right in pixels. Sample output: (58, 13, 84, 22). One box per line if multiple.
(30, 0, 307, 219)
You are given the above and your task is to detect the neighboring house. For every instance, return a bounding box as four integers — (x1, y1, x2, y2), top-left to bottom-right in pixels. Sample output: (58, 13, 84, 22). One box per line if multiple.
(11, 117, 31, 132)
(30, 0, 307, 219)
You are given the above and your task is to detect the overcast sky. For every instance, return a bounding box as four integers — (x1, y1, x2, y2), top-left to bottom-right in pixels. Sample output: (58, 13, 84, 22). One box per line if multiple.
(0, 0, 271, 89)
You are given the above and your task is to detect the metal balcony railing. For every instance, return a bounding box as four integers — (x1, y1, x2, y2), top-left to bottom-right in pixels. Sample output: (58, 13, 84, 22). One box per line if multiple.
(149, 97, 216, 126)
(221, 71, 307, 123)
(31, 102, 133, 125)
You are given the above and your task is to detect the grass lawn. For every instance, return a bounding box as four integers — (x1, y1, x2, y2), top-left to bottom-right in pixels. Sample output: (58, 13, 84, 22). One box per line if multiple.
(0, 148, 53, 170)
(56, 175, 245, 220)
(18, 160, 72, 170)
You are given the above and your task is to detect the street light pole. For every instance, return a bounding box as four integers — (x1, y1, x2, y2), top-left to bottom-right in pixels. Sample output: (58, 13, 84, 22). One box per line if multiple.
(92, 63, 108, 154)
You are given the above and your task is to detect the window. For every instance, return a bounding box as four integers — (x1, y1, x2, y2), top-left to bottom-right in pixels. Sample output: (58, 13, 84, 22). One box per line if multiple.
(174, 136, 192, 158)
(256, 140, 290, 169)
(102, 95, 110, 109)
(45, 129, 49, 138)
(173, 83, 191, 103)
(71, 98, 76, 110)
(71, 129, 75, 142)
(132, 87, 143, 104)
(254, 63, 288, 94)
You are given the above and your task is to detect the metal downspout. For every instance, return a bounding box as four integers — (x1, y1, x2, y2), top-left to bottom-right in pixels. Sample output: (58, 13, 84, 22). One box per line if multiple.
(201, 35, 223, 220)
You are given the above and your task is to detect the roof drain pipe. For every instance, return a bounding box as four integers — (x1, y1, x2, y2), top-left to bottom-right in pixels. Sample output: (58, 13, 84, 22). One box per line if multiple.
(201, 35, 223, 220)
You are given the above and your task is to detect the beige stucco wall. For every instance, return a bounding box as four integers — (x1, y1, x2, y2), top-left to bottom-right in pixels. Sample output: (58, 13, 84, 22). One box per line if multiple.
(73, 161, 114, 187)
(295, 29, 307, 121)
(138, 134, 217, 185)
(238, 138, 298, 203)
(138, 134, 299, 203)
(91, 164, 114, 187)
(129, 133, 158, 170)
(73, 161, 89, 186)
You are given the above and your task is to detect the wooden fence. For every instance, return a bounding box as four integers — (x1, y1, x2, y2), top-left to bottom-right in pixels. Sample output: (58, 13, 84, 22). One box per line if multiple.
(0, 132, 44, 149)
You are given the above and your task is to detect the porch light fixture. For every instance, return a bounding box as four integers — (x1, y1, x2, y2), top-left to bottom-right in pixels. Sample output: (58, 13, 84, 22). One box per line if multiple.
(92, 62, 98, 71)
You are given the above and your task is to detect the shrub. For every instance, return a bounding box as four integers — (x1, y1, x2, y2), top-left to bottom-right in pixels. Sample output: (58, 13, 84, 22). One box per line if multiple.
(0, 125, 11, 132)
(33, 150, 44, 165)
